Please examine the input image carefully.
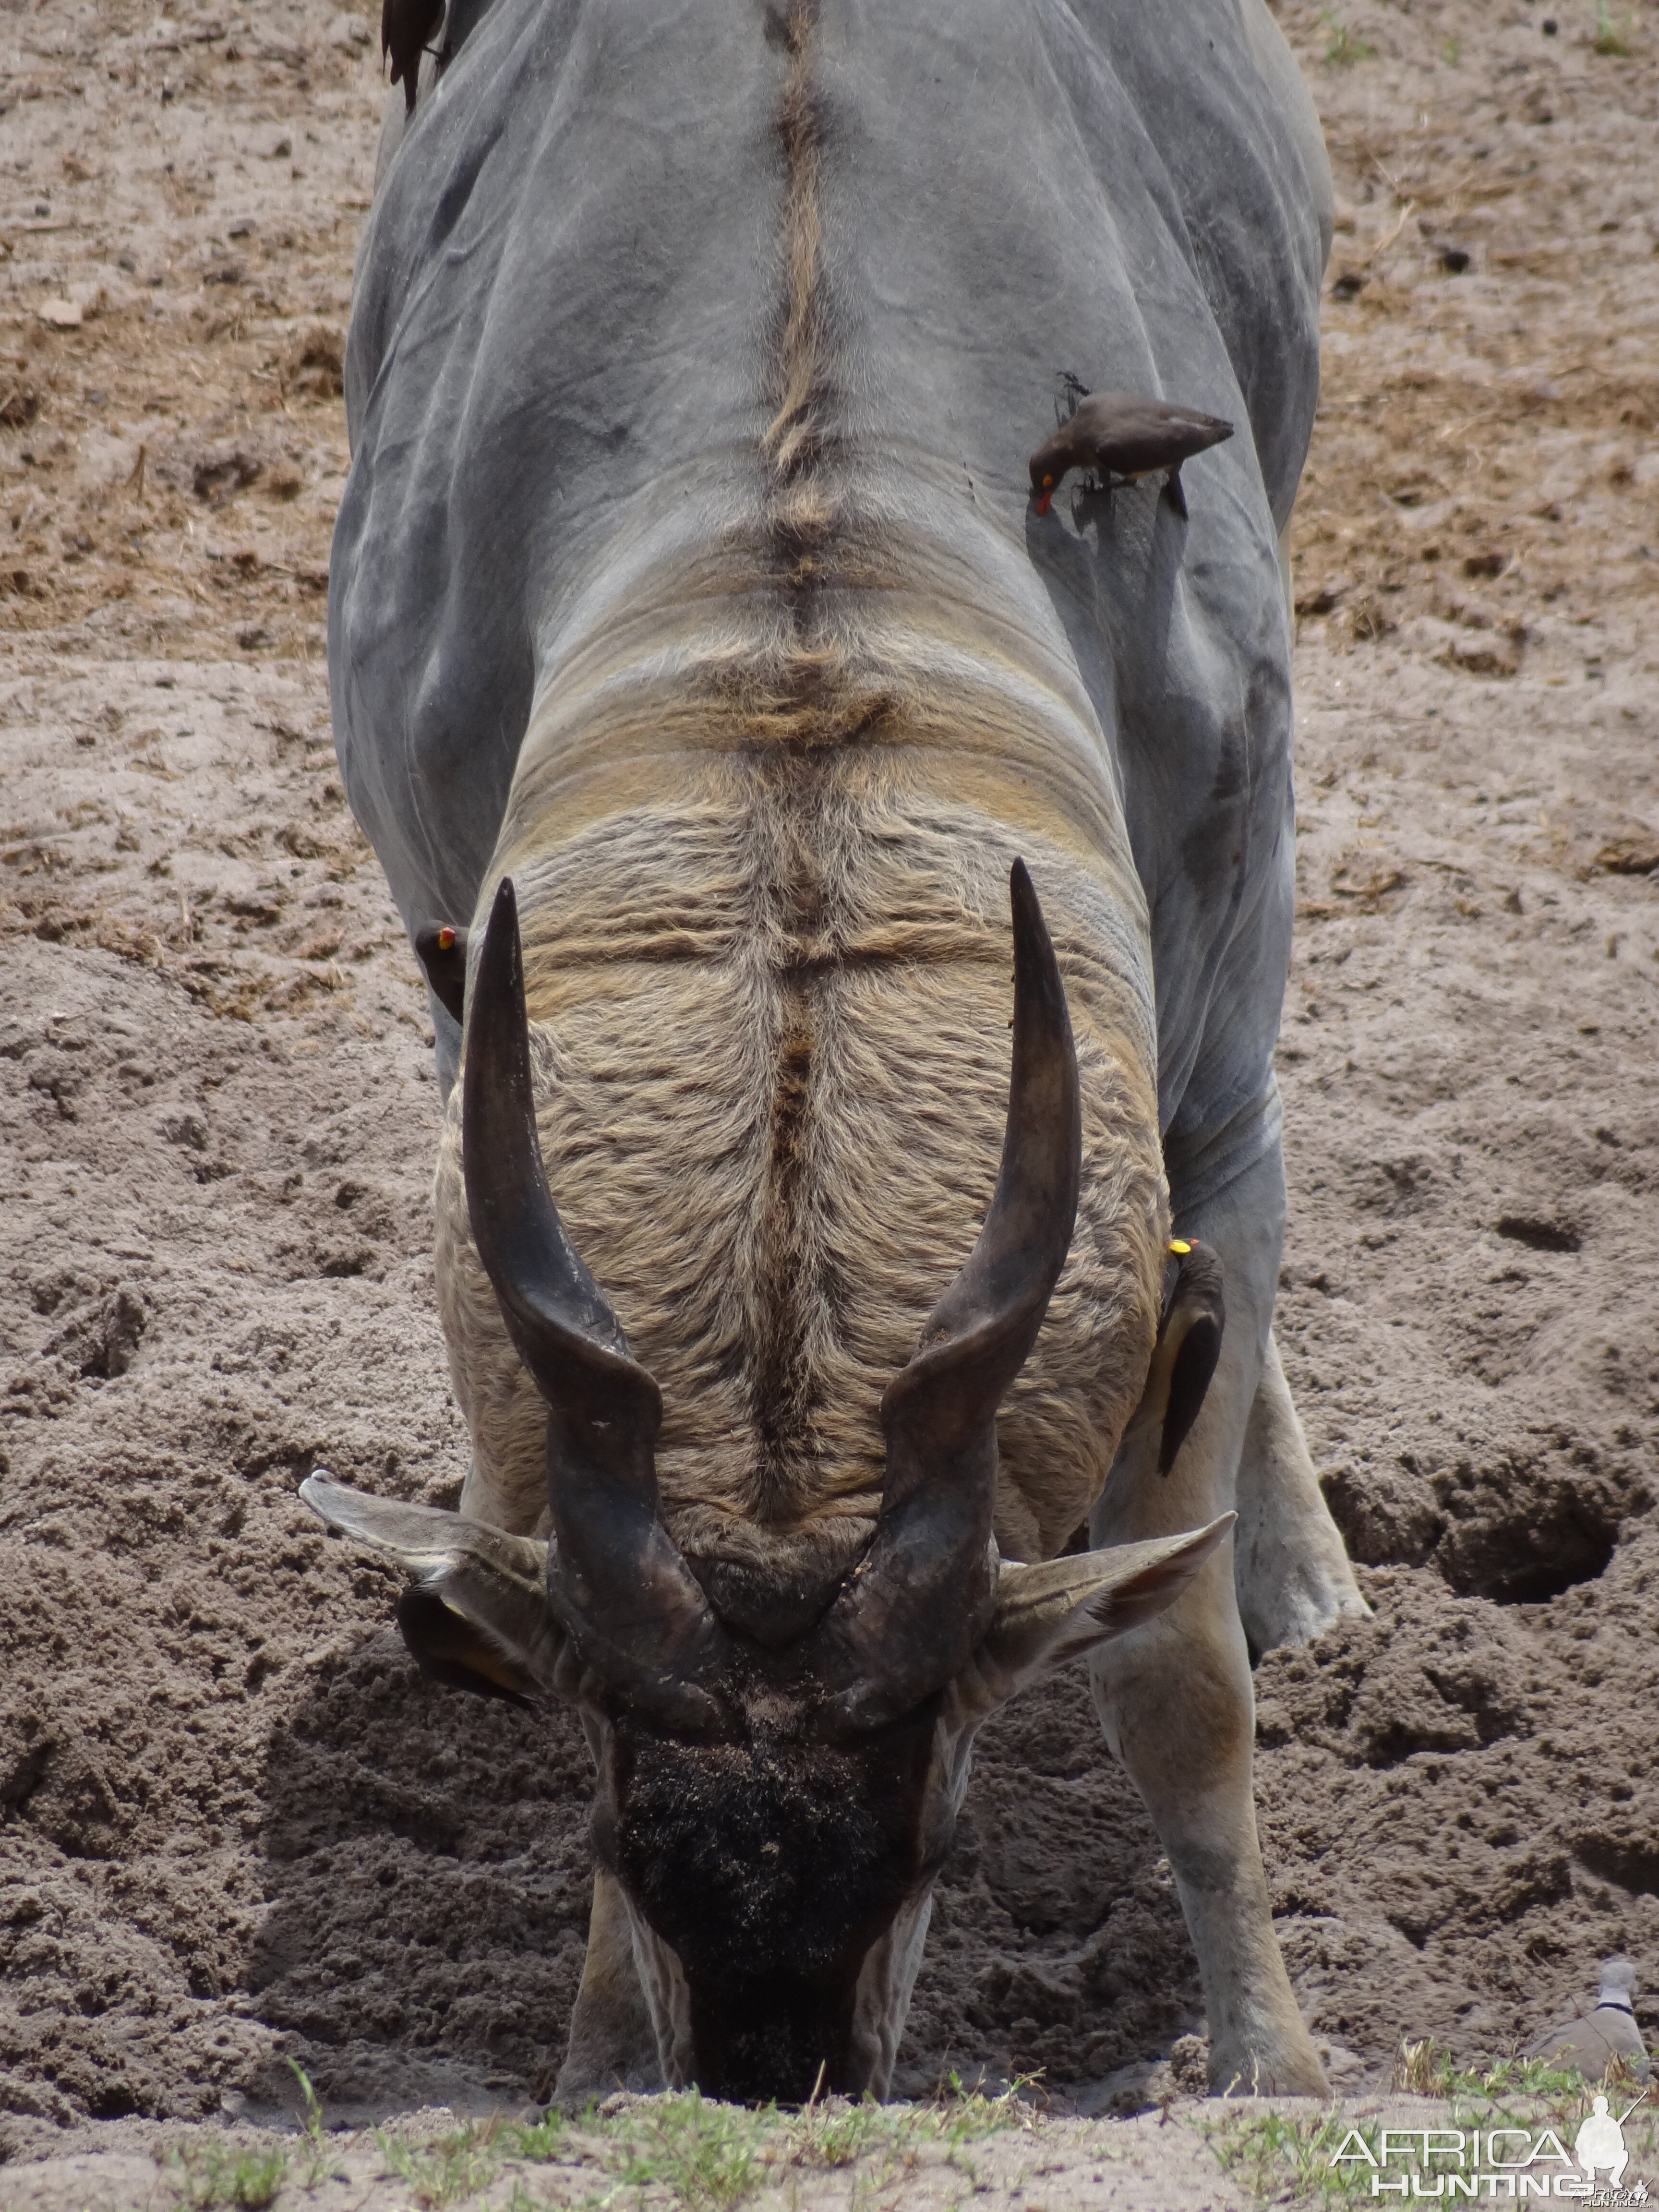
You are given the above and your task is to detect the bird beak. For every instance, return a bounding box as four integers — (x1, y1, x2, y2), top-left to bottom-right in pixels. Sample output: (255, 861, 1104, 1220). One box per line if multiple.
(1035, 489, 1052, 517)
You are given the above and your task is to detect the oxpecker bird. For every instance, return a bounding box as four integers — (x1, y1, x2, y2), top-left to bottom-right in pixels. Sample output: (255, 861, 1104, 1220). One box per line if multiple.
(382, 0, 444, 115)
(1029, 390, 1234, 519)
(414, 921, 468, 1024)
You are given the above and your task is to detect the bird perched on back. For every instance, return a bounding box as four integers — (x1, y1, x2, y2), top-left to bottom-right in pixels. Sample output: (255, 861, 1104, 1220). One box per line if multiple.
(382, 0, 444, 115)
(1029, 390, 1234, 520)
(1527, 1958, 1650, 2083)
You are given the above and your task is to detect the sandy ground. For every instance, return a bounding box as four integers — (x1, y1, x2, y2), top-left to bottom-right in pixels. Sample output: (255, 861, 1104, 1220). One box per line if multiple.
(1, 0, 1657, 2202)
(0, 2094, 1429, 2212)
(2, 2089, 1652, 2212)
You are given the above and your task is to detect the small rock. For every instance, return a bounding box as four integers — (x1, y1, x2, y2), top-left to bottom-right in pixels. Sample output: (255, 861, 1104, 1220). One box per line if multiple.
(96, 1288, 147, 1379)
(192, 448, 263, 501)
(36, 298, 82, 329)
(1167, 2034, 1210, 2093)
(1296, 572, 1351, 617)
(1438, 636, 1519, 680)
(285, 325, 344, 397)
(1594, 832, 1659, 876)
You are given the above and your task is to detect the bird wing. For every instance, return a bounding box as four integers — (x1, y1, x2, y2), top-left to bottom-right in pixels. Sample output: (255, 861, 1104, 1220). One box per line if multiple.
(1072, 393, 1233, 476)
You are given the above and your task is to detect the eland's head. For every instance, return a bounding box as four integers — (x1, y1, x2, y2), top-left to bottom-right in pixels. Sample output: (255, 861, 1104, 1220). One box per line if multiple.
(303, 863, 1227, 2101)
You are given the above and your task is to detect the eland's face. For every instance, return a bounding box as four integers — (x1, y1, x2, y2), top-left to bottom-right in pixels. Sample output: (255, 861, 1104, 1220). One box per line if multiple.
(595, 1689, 948, 2099)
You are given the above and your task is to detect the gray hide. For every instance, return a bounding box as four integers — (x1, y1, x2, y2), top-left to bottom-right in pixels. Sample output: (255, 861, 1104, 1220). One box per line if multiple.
(334, 0, 1328, 1201)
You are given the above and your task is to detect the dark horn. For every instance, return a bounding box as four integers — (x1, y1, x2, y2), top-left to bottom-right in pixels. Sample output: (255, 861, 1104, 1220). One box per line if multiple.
(817, 859, 1082, 1724)
(462, 878, 721, 1703)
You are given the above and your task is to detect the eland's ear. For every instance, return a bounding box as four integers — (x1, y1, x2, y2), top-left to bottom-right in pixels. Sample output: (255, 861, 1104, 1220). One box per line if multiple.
(971, 1515, 1235, 1702)
(299, 1470, 558, 1706)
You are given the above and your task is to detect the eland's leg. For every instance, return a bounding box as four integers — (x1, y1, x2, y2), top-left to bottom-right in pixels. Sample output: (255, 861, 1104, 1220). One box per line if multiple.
(1088, 1143, 1327, 2095)
(552, 1869, 661, 2105)
(1234, 1330, 1369, 1658)
(1221, 515, 1368, 1658)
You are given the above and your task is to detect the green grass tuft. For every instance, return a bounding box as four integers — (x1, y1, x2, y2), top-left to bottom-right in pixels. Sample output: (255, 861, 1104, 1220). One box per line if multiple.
(605, 2092, 769, 2212)
(1393, 2036, 1622, 2101)
(1321, 8, 1376, 64)
(374, 2116, 509, 2210)
(364, 2075, 1043, 2212)
(164, 2137, 288, 2212)
(1203, 2054, 1659, 2210)
(508, 2109, 569, 2162)
(1202, 2107, 1382, 2207)
(1594, 0, 1636, 55)
(283, 2054, 344, 2188)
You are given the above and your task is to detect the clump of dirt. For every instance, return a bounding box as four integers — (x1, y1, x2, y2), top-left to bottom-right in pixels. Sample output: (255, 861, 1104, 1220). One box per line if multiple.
(282, 325, 346, 400)
(1, 0, 1657, 2170)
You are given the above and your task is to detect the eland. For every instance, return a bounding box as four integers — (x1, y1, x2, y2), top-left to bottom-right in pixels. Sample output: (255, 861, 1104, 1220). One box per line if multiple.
(306, 0, 1368, 2104)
